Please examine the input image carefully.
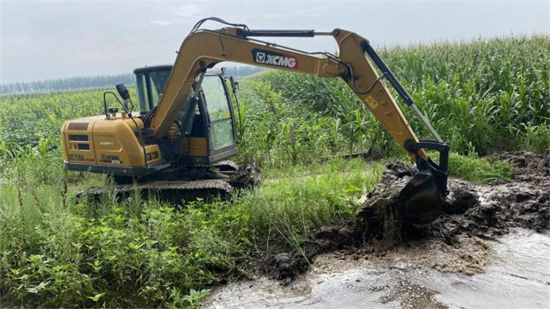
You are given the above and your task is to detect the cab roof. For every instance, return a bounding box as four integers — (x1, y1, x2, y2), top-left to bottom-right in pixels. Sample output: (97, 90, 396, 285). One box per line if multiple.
(133, 65, 172, 74)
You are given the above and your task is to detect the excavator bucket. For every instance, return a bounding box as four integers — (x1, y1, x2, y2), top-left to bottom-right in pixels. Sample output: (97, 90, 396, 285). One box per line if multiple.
(399, 171, 444, 225)
(399, 141, 450, 225)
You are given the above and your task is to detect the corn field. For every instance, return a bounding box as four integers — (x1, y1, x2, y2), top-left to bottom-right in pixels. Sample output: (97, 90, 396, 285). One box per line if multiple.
(247, 35, 549, 163)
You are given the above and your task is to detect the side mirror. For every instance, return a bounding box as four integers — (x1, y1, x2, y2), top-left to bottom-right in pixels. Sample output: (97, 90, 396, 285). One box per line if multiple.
(229, 76, 239, 93)
(116, 83, 130, 100)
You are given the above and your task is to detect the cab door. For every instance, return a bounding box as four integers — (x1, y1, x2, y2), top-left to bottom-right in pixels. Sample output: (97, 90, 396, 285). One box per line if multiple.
(201, 75, 237, 162)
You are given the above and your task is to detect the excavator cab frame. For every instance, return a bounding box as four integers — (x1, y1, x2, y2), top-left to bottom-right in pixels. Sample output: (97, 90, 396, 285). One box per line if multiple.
(132, 66, 238, 168)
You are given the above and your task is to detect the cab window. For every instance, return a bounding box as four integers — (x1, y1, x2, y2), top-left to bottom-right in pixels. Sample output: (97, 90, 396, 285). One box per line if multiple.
(201, 76, 235, 150)
(136, 74, 149, 112)
(149, 71, 170, 106)
(135, 70, 171, 112)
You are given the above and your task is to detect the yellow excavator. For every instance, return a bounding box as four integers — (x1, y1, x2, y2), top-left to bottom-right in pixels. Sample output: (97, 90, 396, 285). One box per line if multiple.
(61, 17, 450, 225)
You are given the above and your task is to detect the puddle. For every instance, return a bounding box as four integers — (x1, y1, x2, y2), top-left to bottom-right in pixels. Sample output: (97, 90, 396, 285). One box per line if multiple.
(206, 229, 550, 309)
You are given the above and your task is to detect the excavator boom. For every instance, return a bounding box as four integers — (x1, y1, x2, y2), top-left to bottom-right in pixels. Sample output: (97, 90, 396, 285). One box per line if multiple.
(151, 26, 419, 156)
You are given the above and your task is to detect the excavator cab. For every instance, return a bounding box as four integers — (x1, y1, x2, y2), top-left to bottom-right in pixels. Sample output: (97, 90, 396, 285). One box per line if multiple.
(132, 65, 237, 166)
(63, 65, 238, 183)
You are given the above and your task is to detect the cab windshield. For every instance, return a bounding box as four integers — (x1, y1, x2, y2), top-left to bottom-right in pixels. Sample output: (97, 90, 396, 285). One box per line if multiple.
(135, 68, 171, 113)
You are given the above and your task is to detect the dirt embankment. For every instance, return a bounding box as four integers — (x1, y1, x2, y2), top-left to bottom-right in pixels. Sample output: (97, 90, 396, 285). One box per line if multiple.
(270, 151, 549, 279)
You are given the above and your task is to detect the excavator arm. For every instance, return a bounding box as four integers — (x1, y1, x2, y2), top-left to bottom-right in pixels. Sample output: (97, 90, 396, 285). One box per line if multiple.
(148, 18, 450, 224)
(152, 26, 420, 157)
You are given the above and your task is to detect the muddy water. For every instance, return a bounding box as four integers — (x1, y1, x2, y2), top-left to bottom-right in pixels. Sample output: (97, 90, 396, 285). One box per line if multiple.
(206, 229, 550, 309)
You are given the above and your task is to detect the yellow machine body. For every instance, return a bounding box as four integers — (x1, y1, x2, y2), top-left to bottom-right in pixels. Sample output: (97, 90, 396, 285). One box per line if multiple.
(62, 115, 164, 176)
(61, 67, 239, 178)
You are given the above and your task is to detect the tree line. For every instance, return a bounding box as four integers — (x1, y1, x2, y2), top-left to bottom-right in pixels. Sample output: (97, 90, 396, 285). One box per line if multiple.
(0, 66, 264, 95)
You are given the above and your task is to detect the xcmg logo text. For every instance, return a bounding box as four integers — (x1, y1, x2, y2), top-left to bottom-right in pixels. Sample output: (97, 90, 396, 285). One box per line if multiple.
(252, 49, 298, 69)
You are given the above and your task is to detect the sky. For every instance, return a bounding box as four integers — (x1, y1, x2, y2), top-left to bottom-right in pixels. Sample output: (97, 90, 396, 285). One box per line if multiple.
(1, 0, 549, 84)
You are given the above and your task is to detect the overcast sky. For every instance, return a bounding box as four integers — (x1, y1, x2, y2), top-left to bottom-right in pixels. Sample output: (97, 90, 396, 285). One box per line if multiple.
(1, 0, 548, 84)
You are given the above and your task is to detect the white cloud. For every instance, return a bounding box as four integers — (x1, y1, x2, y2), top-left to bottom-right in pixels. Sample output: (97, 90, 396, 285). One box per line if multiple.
(149, 20, 172, 27)
(173, 4, 202, 18)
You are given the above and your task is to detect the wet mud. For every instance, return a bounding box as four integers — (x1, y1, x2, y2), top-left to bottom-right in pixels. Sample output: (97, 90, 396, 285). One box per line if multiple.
(271, 151, 550, 280)
(312, 151, 549, 272)
(229, 157, 262, 190)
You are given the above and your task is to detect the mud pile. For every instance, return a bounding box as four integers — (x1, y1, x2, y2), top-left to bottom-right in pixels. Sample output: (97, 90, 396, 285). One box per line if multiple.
(267, 151, 549, 280)
(229, 157, 262, 190)
(431, 150, 549, 240)
(311, 150, 549, 274)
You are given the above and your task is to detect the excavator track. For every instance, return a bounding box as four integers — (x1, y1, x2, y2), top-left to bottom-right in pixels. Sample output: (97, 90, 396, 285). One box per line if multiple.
(213, 160, 239, 172)
(79, 179, 233, 204)
(78, 159, 261, 205)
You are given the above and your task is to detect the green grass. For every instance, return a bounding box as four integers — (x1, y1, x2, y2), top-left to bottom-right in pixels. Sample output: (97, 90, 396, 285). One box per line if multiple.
(0, 146, 383, 307)
(0, 88, 137, 147)
(448, 152, 513, 183)
(0, 146, 512, 307)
